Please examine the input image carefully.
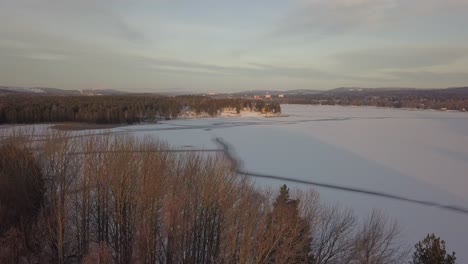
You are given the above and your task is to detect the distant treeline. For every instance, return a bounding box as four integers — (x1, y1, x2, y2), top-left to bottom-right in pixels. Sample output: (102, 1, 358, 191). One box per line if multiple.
(0, 95, 281, 124)
(280, 88, 468, 111)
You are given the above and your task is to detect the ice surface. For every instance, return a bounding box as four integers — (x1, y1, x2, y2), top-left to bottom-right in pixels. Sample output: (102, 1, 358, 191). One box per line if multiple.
(122, 105, 468, 261)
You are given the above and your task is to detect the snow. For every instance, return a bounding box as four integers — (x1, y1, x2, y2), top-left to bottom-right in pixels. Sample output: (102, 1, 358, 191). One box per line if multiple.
(177, 109, 278, 119)
(116, 104, 468, 261)
(219, 110, 263, 117)
(2, 87, 44, 93)
(2, 104, 468, 260)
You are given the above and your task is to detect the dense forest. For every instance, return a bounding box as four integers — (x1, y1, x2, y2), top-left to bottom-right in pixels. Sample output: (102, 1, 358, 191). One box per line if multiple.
(279, 88, 468, 111)
(0, 131, 457, 263)
(0, 95, 281, 124)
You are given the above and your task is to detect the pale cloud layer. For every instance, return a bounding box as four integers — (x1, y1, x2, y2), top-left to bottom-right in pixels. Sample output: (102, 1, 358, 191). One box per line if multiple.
(0, 0, 467, 92)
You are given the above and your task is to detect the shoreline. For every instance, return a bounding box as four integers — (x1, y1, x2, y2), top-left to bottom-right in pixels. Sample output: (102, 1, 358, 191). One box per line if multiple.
(281, 103, 468, 114)
(2, 104, 466, 132)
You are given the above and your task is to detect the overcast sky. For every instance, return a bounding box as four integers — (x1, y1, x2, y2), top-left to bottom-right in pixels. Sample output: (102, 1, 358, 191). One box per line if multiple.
(1, 0, 468, 92)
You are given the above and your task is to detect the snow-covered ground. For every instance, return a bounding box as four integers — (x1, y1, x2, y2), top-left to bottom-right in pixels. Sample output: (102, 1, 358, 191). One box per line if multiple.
(178, 109, 272, 119)
(3, 104, 468, 260)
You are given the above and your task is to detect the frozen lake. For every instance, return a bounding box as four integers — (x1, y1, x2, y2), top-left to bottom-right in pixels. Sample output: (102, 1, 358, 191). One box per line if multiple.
(118, 104, 468, 261)
(5, 104, 468, 260)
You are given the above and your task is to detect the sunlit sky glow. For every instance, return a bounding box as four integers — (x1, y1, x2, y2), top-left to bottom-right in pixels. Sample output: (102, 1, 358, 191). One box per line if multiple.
(1, 0, 468, 92)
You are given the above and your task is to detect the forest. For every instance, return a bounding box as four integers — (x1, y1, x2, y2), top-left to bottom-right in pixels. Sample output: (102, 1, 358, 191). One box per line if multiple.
(0, 130, 457, 264)
(280, 88, 468, 111)
(0, 95, 281, 124)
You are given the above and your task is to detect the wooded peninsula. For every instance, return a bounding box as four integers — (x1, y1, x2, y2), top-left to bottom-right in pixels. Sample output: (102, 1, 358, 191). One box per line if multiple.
(0, 95, 281, 124)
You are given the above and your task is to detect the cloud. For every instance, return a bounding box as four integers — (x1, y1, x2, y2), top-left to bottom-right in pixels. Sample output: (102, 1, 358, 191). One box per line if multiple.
(142, 57, 386, 84)
(386, 70, 468, 86)
(247, 63, 342, 79)
(0, 0, 145, 43)
(147, 59, 314, 78)
(272, 0, 468, 38)
(334, 46, 468, 70)
(24, 53, 69, 62)
(272, 0, 396, 38)
(1, 0, 467, 90)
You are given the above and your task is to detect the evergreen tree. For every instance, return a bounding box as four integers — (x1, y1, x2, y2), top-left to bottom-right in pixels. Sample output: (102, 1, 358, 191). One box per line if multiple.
(0, 143, 44, 235)
(411, 234, 456, 264)
(274, 184, 290, 207)
(263, 184, 314, 263)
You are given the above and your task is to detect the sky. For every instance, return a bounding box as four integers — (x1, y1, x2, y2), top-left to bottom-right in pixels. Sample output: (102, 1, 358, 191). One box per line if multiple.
(1, 0, 468, 93)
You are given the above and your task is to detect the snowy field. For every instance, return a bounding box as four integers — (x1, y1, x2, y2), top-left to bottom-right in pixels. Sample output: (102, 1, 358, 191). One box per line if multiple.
(4, 104, 468, 260)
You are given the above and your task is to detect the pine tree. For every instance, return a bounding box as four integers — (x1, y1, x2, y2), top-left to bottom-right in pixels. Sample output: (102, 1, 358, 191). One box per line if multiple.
(262, 184, 314, 263)
(411, 234, 456, 264)
(274, 184, 290, 207)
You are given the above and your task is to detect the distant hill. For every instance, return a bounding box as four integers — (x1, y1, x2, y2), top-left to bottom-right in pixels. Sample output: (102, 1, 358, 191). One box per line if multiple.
(0, 86, 128, 96)
(261, 86, 468, 111)
(35, 87, 81, 95)
(225, 87, 468, 98)
(281, 89, 323, 95)
(228, 89, 322, 97)
(437, 87, 468, 96)
(320, 87, 468, 98)
(0, 86, 45, 94)
(82, 89, 128, 95)
(0, 88, 21, 95)
(2, 85, 468, 98)
(325, 87, 416, 94)
(0, 86, 80, 95)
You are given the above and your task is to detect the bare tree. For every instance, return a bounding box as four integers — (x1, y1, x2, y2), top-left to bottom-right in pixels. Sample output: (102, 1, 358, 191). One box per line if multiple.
(256, 185, 314, 264)
(40, 132, 81, 263)
(312, 205, 356, 264)
(350, 209, 409, 264)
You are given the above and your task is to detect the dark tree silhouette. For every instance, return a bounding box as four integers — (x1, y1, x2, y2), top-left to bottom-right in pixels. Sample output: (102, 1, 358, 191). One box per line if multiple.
(0, 143, 45, 263)
(261, 184, 314, 263)
(0, 95, 281, 124)
(0, 143, 44, 235)
(281, 87, 468, 111)
(411, 234, 456, 264)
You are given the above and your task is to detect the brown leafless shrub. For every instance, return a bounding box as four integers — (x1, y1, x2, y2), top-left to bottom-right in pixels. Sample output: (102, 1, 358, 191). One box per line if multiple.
(37, 131, 81, 263)
(0, 228, 28, 264)
(312, 204, 356, 264)
(350, 209, 410, 264)
(81, 242, 113, 264)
